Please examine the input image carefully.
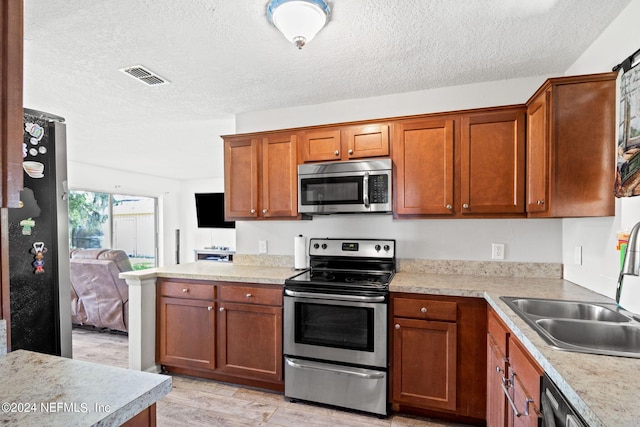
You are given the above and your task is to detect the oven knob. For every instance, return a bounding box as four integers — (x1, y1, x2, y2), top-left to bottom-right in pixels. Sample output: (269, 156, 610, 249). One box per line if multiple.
(313, 243, 320, 249)
(375, 244, 381, 251)
(321, 243, 327, 250)
(384, 245, 390, 251)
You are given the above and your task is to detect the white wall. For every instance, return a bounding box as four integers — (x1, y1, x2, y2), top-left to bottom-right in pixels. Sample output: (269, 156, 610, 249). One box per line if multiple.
(562, 0, 640, 312)
(234, 76, 566, 263)
(67, 161, 181, 267)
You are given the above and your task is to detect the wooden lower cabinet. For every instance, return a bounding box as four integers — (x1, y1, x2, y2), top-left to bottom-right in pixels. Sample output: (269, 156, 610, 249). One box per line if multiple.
(487, 307, 543, 427)
(390, 293, 487, 423)
(157, 279, 284, 391)
(217, 302, 283, 383)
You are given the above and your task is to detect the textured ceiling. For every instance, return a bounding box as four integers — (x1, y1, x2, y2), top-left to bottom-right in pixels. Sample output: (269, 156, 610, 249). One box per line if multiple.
(23, 0, 632, 180)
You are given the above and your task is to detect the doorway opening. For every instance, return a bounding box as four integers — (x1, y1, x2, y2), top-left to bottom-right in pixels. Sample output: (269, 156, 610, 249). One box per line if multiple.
(68, 190, 158, 367)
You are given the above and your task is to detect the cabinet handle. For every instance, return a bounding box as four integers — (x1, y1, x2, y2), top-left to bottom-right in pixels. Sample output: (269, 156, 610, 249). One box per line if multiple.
(246, 293, 252, 298)
(334, 150, 339, 156)
(462, 203, 470, 209)
(395, 324, 400, 330)
(250, 209, 256, 214)
(501, 373, 535, 417)
(537, 199, 545, 205)
(446, 204, 452, 210)
(182, 288, 188, 293)
(348, 149, 353, 155)
(420, 307, 427, 313)
(207, 306, 213, 311)
(219, 307, 225, 312)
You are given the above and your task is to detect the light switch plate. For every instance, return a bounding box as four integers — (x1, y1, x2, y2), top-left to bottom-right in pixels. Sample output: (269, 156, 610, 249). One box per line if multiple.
(574, 245, 582, 265)
(259, 240, 268, 254)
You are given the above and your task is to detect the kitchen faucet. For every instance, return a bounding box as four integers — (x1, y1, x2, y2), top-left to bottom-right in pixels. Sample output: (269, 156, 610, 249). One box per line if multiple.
(617, 221, 640, 304)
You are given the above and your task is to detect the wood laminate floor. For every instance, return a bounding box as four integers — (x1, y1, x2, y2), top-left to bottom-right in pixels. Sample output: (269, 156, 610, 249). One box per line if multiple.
(71, 328, 470, 427)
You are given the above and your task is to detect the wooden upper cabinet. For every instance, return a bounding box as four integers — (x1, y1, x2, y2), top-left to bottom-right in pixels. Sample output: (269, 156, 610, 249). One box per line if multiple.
(345, 123, 389, 159)
(394, 118, 455, 215)
(460, 109, 526, 215)
(301, 128, 342, 162)
(301, 123, 390, 162)
(0, 0, 24, 208)
(261, 133, 298, 218)
(526, 72, 617, 218)
(224, 137, 260, 219)
(223, 133, 298, 220)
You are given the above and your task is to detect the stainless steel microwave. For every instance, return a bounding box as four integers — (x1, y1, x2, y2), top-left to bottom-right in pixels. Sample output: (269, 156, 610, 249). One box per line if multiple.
(298, 159, 392, 214)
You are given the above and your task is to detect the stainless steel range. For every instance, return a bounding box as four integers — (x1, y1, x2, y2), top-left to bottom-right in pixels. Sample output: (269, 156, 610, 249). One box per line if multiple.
(283, 238, 395, 416)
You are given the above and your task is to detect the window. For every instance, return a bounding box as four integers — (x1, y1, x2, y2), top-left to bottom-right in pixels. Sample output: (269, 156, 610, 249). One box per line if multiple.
(68, 191, 157, 270)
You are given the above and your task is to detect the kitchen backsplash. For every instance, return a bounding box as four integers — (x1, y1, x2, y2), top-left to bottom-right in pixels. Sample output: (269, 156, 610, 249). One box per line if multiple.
(234, 254, 562, 279)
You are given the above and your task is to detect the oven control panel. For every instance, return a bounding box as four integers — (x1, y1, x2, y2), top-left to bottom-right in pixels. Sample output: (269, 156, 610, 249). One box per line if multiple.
(309, 238, 395, 258)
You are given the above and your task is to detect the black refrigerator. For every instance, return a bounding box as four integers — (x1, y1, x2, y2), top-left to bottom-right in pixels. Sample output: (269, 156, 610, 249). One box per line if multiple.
(7, 109, 72, 357)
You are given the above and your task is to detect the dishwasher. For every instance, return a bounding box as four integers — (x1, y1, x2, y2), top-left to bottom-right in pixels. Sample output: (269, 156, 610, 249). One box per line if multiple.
(540, 374, 587, 427)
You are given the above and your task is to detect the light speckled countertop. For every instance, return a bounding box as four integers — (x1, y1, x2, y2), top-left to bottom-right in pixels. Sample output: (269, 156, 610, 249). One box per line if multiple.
(0, 350, 171, 426)
(121, 260, 638, 426)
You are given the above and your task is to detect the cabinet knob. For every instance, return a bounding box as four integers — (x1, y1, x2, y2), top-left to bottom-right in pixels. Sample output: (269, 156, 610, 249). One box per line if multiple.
(207, 306, 213, 311)
(395, 324, 400, 330)
(462, 203, 469, 209)
(262, 209, 267, 214)
(420, 307, 427, 313)
(348, 149, 353, 155)
(446, 204, 452, 210)
(250, 209, 256, 214)
(246, 293, 252, 298)
(334, 150, 339, 156)
(219, 307, 225, 312)
(537, 199, 545, 205)
(182, 288, 188, 293)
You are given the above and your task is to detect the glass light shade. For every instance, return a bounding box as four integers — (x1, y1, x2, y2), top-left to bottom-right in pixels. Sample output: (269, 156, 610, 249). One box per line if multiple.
(268, 0, 330, 49)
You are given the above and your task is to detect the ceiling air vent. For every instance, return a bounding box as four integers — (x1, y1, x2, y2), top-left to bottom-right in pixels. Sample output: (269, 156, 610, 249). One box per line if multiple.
(119, 65, 169, 86)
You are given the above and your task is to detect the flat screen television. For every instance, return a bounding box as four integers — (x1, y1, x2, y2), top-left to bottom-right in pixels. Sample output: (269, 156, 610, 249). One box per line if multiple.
(195, 193, 235, 229)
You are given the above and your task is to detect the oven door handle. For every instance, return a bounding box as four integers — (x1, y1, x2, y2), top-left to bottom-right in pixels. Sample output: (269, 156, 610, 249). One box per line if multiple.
(285, 357, 385, 379)
(284, 289, 386, 302)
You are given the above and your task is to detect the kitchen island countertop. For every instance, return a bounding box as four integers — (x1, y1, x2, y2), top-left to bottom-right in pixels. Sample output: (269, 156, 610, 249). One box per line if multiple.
(122, 262, 639, 427)
(0, 349, 171, 426)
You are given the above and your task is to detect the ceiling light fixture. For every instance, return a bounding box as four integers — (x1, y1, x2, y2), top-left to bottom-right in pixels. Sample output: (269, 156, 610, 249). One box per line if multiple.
(267, 0, 331, 49)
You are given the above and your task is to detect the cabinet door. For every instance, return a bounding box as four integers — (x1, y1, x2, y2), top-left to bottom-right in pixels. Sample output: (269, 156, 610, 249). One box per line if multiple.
(392, 317, 457, 411)
(394, 119, 455, 215)
(301, 129, 342, 162)
(460, 110, 525, 214)
(487, 334, 508, 427)
(217, 302, 283, 383)
(345, 124, 389, 159)
(526, 92, 549, 213)
(157, 297, 216, 370)
(261, 133, 298, 218)
(224, 137, 259, 219)
(508, 337, 542, 427)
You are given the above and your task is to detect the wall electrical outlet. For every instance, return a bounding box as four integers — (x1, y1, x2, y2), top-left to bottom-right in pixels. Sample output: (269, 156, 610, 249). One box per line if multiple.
(259, 240, 268, 254)
(492, 243, 505, 260)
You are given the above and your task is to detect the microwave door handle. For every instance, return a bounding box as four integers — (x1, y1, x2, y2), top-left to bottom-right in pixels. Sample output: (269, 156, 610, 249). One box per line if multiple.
(363, 172, 370, 208)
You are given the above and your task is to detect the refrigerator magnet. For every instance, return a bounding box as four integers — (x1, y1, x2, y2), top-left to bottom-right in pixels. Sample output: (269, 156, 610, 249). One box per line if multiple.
(30, 242, 47, 274)
(19, 218, 35, 235)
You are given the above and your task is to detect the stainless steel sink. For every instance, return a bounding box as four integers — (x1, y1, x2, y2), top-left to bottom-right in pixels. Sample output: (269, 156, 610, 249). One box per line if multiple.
(500, 297, 640, 358)
(508, 298, 631, 322)
(536, 319, 640, 356)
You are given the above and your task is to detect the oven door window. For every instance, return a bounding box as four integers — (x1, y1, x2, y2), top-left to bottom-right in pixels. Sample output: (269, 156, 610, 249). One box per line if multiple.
(300, 176, 363, 206)
(294, 301, 374, 352)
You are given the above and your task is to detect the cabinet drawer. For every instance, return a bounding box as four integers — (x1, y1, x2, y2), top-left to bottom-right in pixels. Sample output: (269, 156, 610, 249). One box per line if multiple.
(488, 308, 510, 355)
(158, 281, 215, 301)
(219, 285, 283, 306)
(394, 298, 457, 321)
